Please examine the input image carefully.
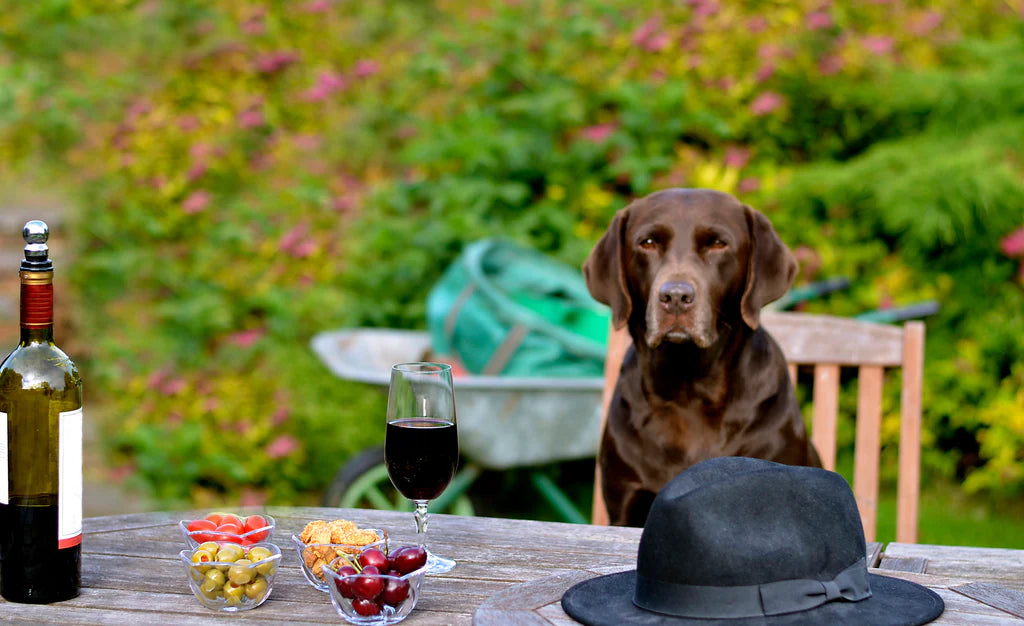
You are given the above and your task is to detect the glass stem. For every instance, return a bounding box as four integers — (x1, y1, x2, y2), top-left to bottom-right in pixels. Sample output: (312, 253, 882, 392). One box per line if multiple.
(414, 500, 429, 548)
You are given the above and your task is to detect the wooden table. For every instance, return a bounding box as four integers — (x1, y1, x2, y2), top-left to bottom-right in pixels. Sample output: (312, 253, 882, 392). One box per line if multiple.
(0, 507, 1021, 624)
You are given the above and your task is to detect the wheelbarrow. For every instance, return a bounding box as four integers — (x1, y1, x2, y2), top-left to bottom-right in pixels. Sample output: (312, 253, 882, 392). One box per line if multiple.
(310, 327, 604, 523)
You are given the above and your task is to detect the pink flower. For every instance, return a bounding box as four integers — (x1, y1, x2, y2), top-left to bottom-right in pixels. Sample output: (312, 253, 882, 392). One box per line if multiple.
(178, 115, 200, 131)
(266, 434, 300, 459)
(862, 35, 895, 55)
(909, 11, 943, 36)
(182, 190, 211, 214)
(688, 0, 720, 19)
(1000, 227, 1024, 258)
(755, 63, 775, 83)
(161, 378, 187, 396)
(293, 133, 322, 150)
(204, 397, 220, 412)
(353, 59, 380, 78)
(738, 177, 761, 194)
(167, 412, 183, 426)
(255, 51, 300, 74)
(818, 54, 844, 75)
(227, 327, 267, 347)
(187, 162, 207, 182)
(724, 146, 751, 169)
(271, 407, 290, 426)
(806, 11, 833, 30)
(301, 71, 347, 101)
(746, 16, 768, 33)
(750, 91, 785, 116)
(302, 0, 331, 13)
(300, 84, 330, 103)
(578, 123, 617, 143)
(331, 195, 356, 212)
(757, 43, 781, 61)
(631, 17, 661, 48)
(238, 108, 265, 129)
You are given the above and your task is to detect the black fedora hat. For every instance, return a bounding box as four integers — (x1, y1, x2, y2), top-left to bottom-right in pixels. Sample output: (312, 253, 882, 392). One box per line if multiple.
(562, 457, 943, 625)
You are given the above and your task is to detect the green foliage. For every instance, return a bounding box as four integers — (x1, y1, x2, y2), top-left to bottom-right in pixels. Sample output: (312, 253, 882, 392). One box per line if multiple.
(2, 0, 1024, 508)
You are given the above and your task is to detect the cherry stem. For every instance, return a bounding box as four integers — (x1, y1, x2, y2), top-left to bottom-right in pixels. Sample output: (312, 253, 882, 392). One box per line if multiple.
(413, 500, 429, 548)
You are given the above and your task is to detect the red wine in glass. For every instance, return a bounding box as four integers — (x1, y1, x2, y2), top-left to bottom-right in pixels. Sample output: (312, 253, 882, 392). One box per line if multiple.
(385, 418, 458, 500)
(385, 363, 459, 574)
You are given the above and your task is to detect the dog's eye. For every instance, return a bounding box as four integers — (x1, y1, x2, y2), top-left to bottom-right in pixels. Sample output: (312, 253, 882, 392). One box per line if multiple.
(710, 238, 727, 250)
(638, 237, 657, 250)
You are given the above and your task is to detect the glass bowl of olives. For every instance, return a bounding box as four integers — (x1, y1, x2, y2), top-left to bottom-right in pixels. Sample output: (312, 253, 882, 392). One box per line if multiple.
(180, 512, 276, 549)
(292, 530, 387, 592)
(180, 541, 281, 611)
(323, 545, 428, 624)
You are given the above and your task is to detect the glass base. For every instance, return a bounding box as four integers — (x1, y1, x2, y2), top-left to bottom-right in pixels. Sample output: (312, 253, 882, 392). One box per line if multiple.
(425, 550, 456, 574)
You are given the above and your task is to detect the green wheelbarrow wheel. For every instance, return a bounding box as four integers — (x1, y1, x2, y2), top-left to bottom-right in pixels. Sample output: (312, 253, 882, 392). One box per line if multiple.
(322, 446, 478, 516)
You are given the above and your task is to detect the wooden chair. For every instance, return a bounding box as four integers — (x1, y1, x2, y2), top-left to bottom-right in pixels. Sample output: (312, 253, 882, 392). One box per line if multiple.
(591, 311, 924, 544)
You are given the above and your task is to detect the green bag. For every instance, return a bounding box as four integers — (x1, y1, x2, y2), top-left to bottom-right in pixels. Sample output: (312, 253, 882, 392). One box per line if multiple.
(427, 239, 610, 377)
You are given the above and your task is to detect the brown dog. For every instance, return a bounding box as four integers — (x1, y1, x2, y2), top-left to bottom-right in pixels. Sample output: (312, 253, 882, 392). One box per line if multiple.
(584, 188, 821, 526)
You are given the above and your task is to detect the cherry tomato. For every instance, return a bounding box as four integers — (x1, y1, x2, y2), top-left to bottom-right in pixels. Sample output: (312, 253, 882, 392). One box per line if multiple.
(219, 514, 243, 528)
(187, 518, 216, 543)
(204, 513, 224, 526)
(216, 522, 243, 535)
(243, 515, 270, 542)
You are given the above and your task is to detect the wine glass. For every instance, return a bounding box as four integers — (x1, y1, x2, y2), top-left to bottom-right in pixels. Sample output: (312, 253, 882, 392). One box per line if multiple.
(385, 362, 459, 574)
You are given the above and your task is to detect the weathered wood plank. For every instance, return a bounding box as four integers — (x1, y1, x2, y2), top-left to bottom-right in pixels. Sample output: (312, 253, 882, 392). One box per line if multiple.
(762, 311, 904, 367)
(879, 556, 929, 573)
(952, 583, 1024, 619)
(866, 541, 884, 568)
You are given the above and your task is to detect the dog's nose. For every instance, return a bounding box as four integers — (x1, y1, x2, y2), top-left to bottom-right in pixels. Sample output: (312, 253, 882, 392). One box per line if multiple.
(658, 281, 696, 313)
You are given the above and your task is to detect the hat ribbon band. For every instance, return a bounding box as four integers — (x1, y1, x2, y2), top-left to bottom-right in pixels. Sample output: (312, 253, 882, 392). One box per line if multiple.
(633, 557, 872, 619)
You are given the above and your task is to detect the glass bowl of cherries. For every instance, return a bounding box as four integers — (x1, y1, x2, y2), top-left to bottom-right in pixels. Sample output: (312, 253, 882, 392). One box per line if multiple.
(323, 544, 428, 624)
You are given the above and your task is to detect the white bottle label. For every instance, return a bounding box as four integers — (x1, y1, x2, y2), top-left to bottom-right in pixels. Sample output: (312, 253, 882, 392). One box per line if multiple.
(58, 407, 83, 548)
(0, 412, 7, 505)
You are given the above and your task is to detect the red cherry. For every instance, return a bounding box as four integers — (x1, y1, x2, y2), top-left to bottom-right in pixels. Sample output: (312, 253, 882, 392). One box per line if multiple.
(381, 576, 410, 606)
(334, 565, 357, 598)
(352, 598, 382, 616)
(393, 546, 427, 574)
(359, 548, 388, 571)
(351, 566, 384, 600)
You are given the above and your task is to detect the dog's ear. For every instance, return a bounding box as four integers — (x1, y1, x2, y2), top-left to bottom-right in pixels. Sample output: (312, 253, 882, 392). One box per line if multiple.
(741, 205, 797, 330)
(583, 208, 632, 329)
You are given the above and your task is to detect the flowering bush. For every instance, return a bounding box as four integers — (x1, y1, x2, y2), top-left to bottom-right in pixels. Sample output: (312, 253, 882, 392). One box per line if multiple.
(3, 0, 1024, 506)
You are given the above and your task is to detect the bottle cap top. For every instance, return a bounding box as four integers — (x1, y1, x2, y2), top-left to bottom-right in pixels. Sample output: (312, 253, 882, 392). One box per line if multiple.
(21, 220, 53, 271)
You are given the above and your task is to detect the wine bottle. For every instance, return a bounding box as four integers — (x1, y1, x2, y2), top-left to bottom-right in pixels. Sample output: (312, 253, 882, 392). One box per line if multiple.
(0, 220, 83, 603)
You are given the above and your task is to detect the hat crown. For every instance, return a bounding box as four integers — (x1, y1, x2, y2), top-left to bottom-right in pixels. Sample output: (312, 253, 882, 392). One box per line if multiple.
(636, 457, 866, 588)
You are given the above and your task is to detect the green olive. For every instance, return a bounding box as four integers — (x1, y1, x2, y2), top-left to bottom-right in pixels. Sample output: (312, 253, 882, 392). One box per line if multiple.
(223, 581, 245, 604)
(228, 559, 255, 585)
(244, 576, 268, 600)
(191, 548, 215, 573)
(247, 547, 274, 575)
(204, 568, 226, 587)
(197, 541, 221, 555)
(215, 544, 245, 570)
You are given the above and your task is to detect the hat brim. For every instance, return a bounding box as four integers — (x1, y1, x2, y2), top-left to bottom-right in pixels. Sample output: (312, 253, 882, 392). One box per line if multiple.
(561, 570, 943, 625)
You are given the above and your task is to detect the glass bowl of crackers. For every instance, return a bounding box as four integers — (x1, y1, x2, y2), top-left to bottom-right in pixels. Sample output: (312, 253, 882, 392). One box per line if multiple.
(292, 519, 387, 592)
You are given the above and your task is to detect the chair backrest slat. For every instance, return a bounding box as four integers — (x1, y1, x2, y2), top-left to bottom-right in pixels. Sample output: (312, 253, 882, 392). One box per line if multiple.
(897, 322, 925, 543)
(853, 365, 884, 542)
(811, 364, 840, 471)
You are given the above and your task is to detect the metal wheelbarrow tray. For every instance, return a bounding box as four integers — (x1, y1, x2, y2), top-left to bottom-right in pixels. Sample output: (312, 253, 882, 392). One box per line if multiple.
(310, 328, 604, 470)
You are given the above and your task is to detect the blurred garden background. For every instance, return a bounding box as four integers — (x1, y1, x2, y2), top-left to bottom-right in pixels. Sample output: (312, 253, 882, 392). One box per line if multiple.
(2, 0, 1024, 547)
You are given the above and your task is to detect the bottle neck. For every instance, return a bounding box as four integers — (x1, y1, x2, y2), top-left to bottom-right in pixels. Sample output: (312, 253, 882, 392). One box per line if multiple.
(20, 270, 54, 344)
